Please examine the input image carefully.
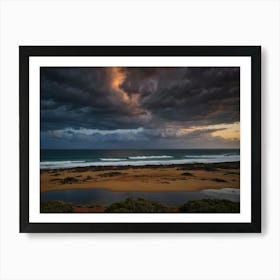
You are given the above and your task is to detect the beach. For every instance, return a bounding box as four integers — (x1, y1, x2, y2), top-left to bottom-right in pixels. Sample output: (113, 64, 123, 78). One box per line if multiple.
(40, 161, 240, 193)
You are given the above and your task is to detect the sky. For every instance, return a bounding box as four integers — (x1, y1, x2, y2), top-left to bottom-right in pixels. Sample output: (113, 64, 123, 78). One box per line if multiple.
(40, 67, 240, 149)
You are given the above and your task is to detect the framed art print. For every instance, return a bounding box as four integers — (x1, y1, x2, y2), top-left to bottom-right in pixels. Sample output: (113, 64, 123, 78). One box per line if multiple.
(19, 46, 261, 233)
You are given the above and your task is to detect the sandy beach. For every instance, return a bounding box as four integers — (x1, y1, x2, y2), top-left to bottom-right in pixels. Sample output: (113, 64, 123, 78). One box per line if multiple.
(40, 161, 240, 193)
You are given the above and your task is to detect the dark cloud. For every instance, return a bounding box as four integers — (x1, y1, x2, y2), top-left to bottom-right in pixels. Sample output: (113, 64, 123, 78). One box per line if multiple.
(40, 126, 239, 149)
(131, 67, 240, 125)
(40, 67, 240, 148)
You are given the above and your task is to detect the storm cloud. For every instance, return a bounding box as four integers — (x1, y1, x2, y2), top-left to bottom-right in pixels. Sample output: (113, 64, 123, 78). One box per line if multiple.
(40, 67, 240, 149)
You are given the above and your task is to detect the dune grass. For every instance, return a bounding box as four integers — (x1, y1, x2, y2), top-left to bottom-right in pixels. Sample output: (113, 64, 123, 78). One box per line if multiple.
(41, 197, 239, 213)
(40, 200, 74, 213)
(179, 198, 239, 213)
(104, 197, 170, 213)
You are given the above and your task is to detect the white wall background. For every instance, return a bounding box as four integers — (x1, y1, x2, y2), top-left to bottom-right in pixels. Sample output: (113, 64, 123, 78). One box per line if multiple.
(0, 0, 279, 279)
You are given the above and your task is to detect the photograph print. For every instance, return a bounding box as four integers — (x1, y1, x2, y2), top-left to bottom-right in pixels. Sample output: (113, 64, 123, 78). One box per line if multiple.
(40, 66, 241, 214)
(20, 46, 261, 233)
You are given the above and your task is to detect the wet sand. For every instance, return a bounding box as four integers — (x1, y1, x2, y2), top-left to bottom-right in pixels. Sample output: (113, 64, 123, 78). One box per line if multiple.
(40, 161, 240, 193)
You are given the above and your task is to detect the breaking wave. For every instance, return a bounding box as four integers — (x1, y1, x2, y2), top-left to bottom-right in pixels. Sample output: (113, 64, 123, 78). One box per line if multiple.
(40, 155, 240, 170)
(100, 158, 127, 161)
(128, 155, 173, 160)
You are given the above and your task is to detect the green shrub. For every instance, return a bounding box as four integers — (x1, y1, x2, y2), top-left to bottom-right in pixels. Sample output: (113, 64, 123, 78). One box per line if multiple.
(179, 199, 239, 213)
(105, 197, 169, 213)
(40, 200, 74, 213)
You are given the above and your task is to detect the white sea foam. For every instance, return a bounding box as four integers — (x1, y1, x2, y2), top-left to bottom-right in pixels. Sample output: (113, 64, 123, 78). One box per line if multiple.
(128, 155, 173, 160)
(41, 160, 85, 166)
(40, 155, 240, 169)
(100, 158, 126, 161)
(185, 154, 237, 158)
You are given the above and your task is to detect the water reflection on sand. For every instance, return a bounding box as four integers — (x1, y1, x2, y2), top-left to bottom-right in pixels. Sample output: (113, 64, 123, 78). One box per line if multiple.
(41, 187, 240, 206)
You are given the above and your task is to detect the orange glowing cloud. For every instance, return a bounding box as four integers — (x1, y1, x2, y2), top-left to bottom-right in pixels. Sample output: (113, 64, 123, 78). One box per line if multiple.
(177, 122, 240, 141)
(109, 67, 130, 104)
(211, 122, 240, 140)
(107, 67, 150, 118)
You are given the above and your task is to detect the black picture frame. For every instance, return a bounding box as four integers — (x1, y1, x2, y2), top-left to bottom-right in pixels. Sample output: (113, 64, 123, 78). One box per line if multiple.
(19, 46, 261, 233)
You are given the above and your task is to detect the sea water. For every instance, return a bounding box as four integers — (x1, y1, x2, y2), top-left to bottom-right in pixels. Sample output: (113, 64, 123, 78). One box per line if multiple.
(40, 149, 240, 169)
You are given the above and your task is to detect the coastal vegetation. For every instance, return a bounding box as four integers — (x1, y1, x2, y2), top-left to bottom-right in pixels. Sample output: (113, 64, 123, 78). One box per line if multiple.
(41, 197, 239, 213)
(104, 197, 170, 213)
(40, 200, 74, 213)
(179, 198, 239, 213)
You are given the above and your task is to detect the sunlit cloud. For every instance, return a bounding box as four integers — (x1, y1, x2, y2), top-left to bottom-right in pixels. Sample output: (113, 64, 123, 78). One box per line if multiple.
(109, 67, 130, 104)
(177, 122, 240, 141)
(211, 122, 240, 140)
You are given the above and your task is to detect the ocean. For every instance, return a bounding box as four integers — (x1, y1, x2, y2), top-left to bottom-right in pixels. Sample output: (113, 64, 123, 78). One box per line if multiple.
(40, 149, 240, 169)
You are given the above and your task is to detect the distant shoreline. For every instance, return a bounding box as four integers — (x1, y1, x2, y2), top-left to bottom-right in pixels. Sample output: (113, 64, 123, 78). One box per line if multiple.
(40, 158, 240, 170)
(40, 161, 240, 172)
(40, 161, 240, 193)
